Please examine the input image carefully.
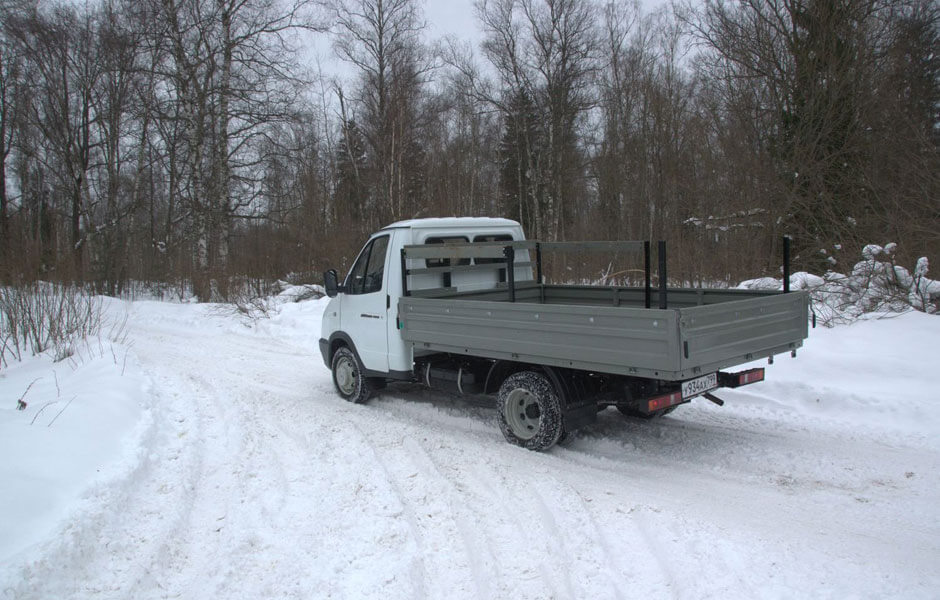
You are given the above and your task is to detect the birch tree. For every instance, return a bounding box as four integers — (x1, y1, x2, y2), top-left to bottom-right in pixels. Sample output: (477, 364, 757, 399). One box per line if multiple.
(330, 0, 430, 229)
(478, 0, 597, 241)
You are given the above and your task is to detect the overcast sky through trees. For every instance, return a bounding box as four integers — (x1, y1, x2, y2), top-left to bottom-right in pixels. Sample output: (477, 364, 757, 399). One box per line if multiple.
(311, 0, 670, 80)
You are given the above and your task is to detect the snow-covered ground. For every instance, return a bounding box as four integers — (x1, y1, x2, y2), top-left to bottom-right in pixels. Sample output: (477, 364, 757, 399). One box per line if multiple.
(1, 296, 938, 599)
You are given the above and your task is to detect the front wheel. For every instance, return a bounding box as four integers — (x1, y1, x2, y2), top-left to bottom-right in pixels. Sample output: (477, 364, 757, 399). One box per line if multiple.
(331, 346, 373, 404)
(497, 371, 564, 451)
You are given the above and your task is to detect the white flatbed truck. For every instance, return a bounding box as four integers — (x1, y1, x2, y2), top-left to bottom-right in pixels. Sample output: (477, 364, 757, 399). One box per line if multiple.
(319, 218, 809, 451)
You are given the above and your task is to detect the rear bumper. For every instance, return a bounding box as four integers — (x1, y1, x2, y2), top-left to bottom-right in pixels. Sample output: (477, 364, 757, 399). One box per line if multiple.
(318, 338, 330, 368)
(639, 367, 766, 414)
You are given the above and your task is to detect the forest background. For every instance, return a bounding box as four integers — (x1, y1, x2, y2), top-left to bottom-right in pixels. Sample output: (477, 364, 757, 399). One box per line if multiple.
(0, 0, 936, 301)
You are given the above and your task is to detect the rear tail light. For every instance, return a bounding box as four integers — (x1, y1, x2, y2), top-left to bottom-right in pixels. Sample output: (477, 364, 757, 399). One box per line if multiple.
(718, 368, 765, 388)
(648, 391, 682, 412)
(737, 368, 764, 386)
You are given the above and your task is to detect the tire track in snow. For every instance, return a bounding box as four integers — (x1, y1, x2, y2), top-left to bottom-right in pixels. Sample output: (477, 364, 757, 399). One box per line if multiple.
(398, 436, 494, 599)
(528, 475, 630, 600)
(341, 394, 582, 599)
(262, 404, 421, 599)
(136, 333, 421, 599)
(158, 371, 295, 597)
(368, 396, 669, 598)
(357, 388, 940, 598)
(472, 452, 641, 600)
(369, 393, 593, 598)
(465, 460, 568, 598)
(336, 419, 432, 600)
(372, 397, 630, 591)
(379, 430, 520, 598)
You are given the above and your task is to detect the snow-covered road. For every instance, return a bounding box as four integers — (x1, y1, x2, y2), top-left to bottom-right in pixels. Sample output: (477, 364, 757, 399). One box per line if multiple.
(3, 298, 938, 599)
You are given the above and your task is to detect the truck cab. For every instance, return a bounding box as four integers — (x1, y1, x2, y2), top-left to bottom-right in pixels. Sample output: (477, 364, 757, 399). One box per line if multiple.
(319, 217, 527, 381)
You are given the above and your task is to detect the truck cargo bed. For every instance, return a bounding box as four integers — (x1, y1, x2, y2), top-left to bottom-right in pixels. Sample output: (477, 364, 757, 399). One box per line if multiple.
(399, 284, 809, 381)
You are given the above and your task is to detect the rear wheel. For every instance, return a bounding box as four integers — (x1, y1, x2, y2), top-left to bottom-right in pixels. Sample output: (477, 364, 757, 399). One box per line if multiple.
(497, 371, 564, 451)
(331, 346, 373, 404)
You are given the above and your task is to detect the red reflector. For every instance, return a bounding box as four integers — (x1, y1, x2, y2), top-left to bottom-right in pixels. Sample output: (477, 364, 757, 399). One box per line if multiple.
(738, 368, 765, 386)
(648, 392, 682, 412)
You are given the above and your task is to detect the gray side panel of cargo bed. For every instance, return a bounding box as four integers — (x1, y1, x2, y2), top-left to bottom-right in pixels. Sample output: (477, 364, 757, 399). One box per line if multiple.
(678, 291, 808, 373)
(400, 298, 683, 378)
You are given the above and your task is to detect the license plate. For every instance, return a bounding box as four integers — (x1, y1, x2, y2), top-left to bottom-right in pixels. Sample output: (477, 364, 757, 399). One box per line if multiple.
(681, 373, 718, 399)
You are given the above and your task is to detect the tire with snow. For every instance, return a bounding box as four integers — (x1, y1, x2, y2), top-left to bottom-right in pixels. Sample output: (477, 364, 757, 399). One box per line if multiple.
(331, 346, 373, 404)
(497, 371, 564, 451)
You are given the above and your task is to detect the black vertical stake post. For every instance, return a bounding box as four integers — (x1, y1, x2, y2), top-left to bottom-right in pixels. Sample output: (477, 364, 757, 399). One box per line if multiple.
(783, 236, 791, 293)
(400, 248, 409, 297)
(505, 245, 516, 302)
(658, 240, 668, 309)
(535, 242, 543, 285)
(644, 241, 651, 309)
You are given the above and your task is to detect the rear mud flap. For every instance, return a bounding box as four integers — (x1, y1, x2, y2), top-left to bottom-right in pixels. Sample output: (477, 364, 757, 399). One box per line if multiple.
(564, 402, 599, 431)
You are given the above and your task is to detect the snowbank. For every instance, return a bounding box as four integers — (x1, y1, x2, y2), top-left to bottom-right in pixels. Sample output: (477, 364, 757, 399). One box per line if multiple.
(0, 299, 150, 566)
(734, 309, 940, 440)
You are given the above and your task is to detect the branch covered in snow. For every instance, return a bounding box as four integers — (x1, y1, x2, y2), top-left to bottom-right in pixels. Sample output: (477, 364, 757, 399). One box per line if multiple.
(738, 243, 939, 326)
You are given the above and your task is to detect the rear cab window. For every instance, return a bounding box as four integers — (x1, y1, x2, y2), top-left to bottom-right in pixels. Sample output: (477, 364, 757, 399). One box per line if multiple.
(473, 234, 514, 264)
(424, 236, 471, 268)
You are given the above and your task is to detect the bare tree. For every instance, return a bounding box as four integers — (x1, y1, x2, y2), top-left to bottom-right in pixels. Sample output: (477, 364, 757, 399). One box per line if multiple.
(477, 0, 597, 241)
(0, 33, 19, 268)
(86, 3, 145, 295)
(8, 6, 103, 282)
(684, 0, 927, 268)
(329, 0, 431, 230)
(153, 0, 316, 299)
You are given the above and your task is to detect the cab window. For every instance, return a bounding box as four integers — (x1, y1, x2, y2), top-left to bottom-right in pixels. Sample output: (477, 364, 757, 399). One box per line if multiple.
(424, 236, 471, 268)
(345, 235, 390, 295)
(473, 234, 514, 264)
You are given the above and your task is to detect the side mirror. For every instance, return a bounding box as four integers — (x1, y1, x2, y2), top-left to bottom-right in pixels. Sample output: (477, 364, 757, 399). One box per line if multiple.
(324, 269, 341, 297)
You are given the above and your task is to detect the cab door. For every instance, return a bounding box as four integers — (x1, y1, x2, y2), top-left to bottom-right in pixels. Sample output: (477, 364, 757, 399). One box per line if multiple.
(341, 234, 391, 372)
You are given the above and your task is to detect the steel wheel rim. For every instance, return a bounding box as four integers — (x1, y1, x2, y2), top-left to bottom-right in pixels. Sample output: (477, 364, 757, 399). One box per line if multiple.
(504, 388, 540, 440)
(335, 356, 358, 395)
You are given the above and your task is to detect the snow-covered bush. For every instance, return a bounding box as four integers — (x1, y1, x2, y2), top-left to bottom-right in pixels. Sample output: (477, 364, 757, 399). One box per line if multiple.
(230, 293, 279, 320)
(0, 283, 105, 369)
(274, 280, 324, 302)
(219, 280, 325, 323)
(738, 243, 939, 326)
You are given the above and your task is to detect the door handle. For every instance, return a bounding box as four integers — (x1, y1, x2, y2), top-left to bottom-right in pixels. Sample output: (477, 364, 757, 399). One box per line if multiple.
(360, 313, 381, 319)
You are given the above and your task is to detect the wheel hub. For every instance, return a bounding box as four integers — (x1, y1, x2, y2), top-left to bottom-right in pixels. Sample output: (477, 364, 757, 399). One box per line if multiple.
(335, 357, 357, 395)
(525, 404, 541, 419)
(504, 388, 540, 440)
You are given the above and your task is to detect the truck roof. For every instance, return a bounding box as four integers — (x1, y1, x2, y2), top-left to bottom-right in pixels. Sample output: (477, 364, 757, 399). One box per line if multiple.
(381, 217, 521, 230)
